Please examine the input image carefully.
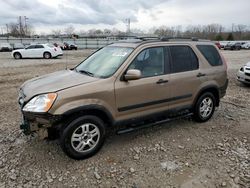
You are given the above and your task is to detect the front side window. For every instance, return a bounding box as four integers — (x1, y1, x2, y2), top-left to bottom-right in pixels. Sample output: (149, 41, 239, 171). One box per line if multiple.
(75, 46, 133, 78)
(128, 47, 164, 77)
(169, 46, 198, 73)
(26, 45, 36, 49)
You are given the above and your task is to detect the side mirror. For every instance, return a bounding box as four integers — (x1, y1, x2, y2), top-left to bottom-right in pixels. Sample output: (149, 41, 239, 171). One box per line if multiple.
(124, 69, 141, 81)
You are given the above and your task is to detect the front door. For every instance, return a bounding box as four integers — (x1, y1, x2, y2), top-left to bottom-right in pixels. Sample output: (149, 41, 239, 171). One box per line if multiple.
(115, 46, 171, 119)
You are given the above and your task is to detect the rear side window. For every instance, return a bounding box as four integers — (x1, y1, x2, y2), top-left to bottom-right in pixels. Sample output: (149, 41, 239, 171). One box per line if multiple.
(35, 45, 44, 48)
(169, 46, 198, 73)
(197, 45, 222, 66)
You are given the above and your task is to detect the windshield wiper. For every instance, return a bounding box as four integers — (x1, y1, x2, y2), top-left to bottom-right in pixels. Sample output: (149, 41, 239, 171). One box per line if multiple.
(77, 69, 94, 77)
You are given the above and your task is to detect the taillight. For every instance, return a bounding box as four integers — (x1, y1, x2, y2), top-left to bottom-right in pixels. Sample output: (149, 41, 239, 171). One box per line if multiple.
(221, 53, 227, 71)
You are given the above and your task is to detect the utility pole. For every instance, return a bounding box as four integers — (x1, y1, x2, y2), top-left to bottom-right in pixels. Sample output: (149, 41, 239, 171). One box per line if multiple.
(6, 24, 9, 34)
(125, 18, 130, 35)
(19, 16, 21, 34)
(24, 16, 28, 35)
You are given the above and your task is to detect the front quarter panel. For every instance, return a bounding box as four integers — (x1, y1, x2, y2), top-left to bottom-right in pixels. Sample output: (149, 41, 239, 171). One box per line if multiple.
(49, 78, 116, 118)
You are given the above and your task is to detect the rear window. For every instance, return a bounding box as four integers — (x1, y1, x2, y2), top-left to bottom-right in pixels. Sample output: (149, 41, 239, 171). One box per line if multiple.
(197, 45, 222, 66)
(169, 46, 199, 73)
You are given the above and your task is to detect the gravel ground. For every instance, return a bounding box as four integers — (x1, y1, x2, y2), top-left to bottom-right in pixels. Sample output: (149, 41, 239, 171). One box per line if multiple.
(0, 50, 249, 188)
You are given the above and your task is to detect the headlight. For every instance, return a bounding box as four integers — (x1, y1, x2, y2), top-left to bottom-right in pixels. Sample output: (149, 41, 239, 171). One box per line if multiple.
(240, 67, 244, 72)
(23, 93, 57, 112)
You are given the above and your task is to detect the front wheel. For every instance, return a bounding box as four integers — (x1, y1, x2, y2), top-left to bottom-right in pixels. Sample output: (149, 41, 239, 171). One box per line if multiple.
(60, 115, 106, 160)
(193, 92, 216, 122)
(14, 52, 22, 59)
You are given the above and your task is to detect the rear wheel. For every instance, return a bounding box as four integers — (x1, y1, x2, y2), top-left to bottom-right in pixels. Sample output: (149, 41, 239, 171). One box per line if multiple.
(60, 115, 106, 160)
(14, 52, 22, 59)
(43, 52, 51, 59)
(193, 92, 216, 122)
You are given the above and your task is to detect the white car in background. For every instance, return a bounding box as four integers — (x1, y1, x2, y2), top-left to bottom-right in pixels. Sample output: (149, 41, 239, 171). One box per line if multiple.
(241, 43, 250, 49)
(237, 62, 250, 85)
(11, 44, 63, 59)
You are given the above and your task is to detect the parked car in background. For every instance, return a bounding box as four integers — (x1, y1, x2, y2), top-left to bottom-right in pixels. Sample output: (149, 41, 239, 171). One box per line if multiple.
(0, 43, 13, 52)
(237, 62, 250, 85)
(13, 43, 25, 50)
(11, 44, 63, 59)
(241, 43, 250, 49)
(219, 41, 228, 49)
(63, 42, 78, 50)
(53, 42, 66, 50)
(224, 42, 241, 50)
(240, 42, 246, 49)
(215, 42, 221, 49)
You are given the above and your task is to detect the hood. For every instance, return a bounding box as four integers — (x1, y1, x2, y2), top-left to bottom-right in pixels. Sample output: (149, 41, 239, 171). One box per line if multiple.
(245, 62, 250, 67)
(21, 70, 99, 101)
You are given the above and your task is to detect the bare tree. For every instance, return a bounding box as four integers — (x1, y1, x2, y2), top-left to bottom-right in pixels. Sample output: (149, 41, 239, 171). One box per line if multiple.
(8, 23, 19, 37)
(64, 25, 75, 36)
(6, 16, 34, 37)
(130, 28, 144, 35)
(88, 29, 97, 37)
(154, 26, 176, 37)
(51, 29, 62, 37)
(103, 29, 112, 36)
(234, 24, 247, 39)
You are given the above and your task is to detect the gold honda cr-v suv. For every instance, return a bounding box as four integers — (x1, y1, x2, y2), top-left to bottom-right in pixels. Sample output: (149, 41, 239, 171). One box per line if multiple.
(18, 38, 228, 159)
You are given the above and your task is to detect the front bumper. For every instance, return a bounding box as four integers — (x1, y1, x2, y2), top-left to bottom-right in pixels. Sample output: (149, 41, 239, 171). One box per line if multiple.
(20, 111, 62, 135)
(237, 71, 250, 84)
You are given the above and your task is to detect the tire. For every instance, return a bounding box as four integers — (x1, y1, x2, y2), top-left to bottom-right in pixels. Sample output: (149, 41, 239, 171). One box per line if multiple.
(193, 92, 216, 122)
(43, 52, 51, 59)
(60, 115, 106, 160)
(14, 52, 22, 59)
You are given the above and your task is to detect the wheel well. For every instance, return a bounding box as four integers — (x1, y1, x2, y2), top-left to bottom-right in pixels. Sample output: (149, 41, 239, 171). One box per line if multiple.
(63, 108, 113, 128)
(14, 52, 21, 56)
(194, 87, 220, 107)
(43, 51, 51, 56)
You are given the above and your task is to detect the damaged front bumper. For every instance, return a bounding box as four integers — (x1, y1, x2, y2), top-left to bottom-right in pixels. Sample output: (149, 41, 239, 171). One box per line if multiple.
(20, 111, 62, 135)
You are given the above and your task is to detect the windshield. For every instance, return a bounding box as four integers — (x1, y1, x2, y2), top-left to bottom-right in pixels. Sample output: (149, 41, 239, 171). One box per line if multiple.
(75, 46, 133, 78)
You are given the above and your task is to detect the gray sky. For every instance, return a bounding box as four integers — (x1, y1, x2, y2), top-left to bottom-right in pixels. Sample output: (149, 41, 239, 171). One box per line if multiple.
(1, 0, 250, 34)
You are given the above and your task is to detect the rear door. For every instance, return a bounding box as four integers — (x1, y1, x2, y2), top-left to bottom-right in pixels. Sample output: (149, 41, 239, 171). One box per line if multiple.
(167, 45, 201, 110)
(114, 46, 171, 119)
(35, 45, 45, 57)
(196, 44, 227, 88)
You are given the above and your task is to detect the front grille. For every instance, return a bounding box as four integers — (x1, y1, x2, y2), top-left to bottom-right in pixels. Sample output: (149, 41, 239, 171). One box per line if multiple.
(245, 72, 250, 77)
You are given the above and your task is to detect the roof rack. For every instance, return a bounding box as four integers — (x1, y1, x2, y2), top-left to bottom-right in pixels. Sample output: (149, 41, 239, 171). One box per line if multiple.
(161, 37, 210, 42)
(135, 36, 160, 41)
(132, 36, 210, 42)
(160, 37, 199, 41)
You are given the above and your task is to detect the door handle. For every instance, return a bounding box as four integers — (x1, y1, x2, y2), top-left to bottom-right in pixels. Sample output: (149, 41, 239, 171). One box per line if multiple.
(156, 79, 168, 84)
(197, 73, 206, 77)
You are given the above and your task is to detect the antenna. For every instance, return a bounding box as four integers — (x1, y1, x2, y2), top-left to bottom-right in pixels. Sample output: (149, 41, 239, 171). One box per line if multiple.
(65, 45, 68, 70)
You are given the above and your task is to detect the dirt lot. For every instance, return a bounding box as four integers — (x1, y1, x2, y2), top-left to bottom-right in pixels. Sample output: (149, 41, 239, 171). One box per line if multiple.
(0, 50, 249, 188)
